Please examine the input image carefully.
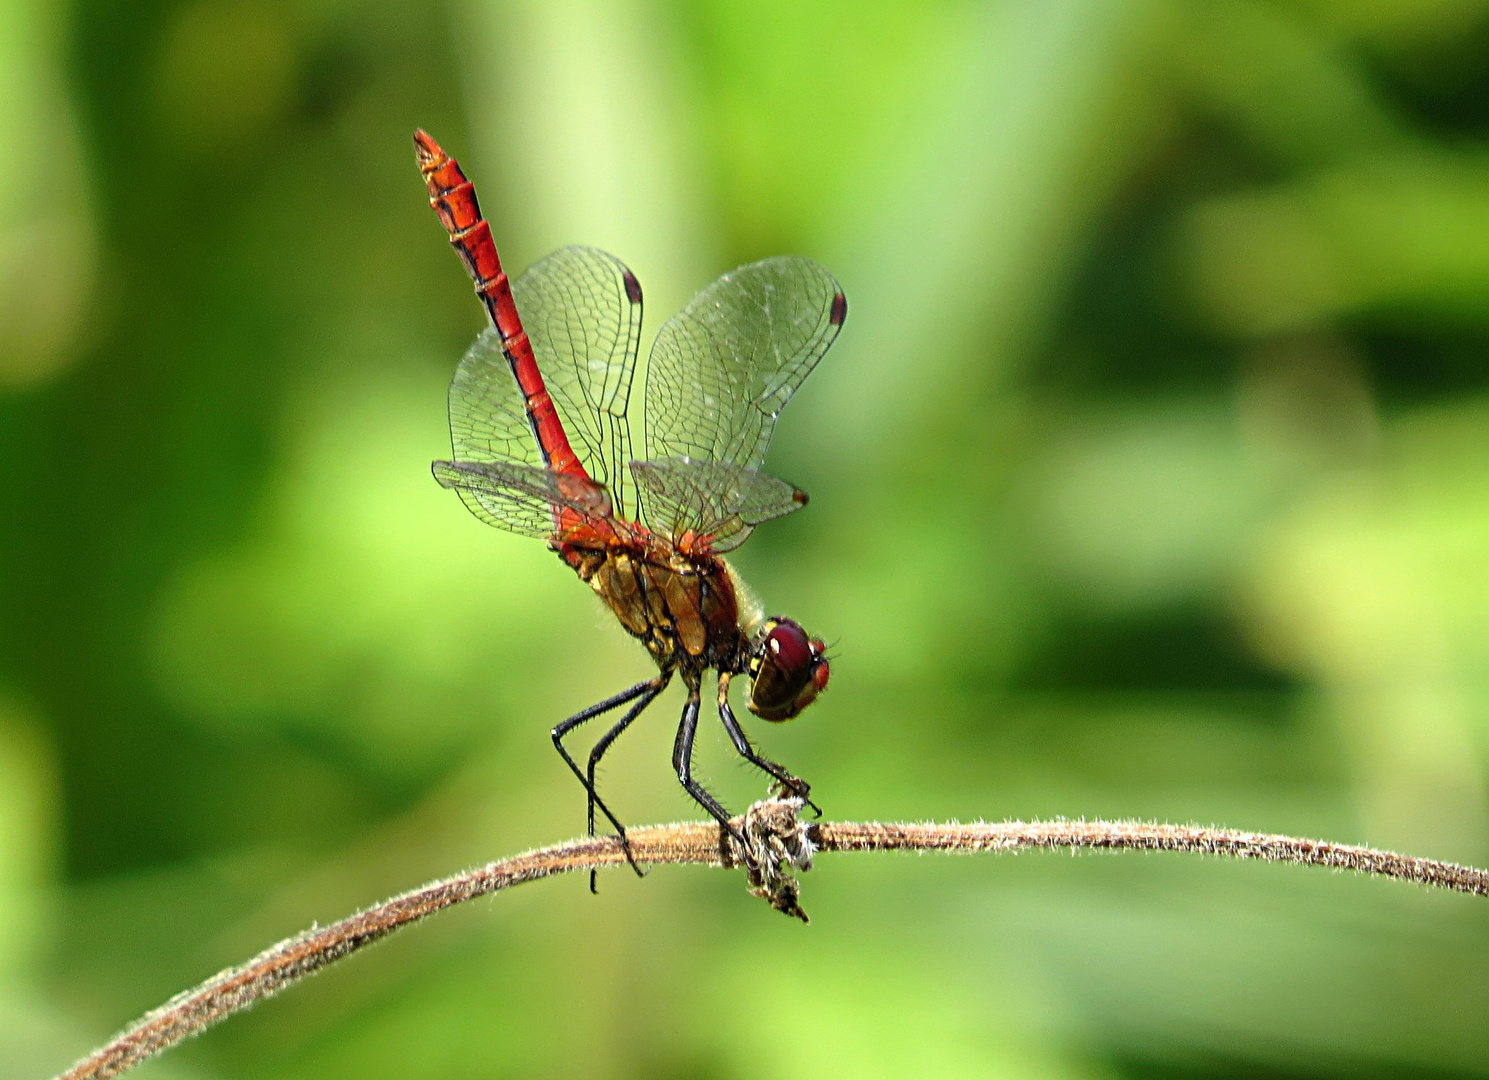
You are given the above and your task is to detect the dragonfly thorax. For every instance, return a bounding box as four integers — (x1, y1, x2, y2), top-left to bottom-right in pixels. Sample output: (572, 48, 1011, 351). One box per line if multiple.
(558, 541, 752, 676)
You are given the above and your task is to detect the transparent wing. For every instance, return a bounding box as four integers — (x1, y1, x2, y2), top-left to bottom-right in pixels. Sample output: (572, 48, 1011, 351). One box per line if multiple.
(447, 245, 643, 511)
(447, 326, 543, 472)
(432, 460, 613, 538)
(629, 457, 807, 553)
(512, 246, 643, 518)
(643, 255, 845, 479)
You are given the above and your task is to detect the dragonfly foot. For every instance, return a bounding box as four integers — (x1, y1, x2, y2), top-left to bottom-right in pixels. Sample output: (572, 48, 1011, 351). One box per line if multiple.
(590, 827, 647, 895)
(768, 778, 821, 818)
(616, 828, 646, 879)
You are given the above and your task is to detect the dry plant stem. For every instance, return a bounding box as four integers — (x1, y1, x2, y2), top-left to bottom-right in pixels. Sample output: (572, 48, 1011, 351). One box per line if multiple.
(54, 817, 1489, 1080)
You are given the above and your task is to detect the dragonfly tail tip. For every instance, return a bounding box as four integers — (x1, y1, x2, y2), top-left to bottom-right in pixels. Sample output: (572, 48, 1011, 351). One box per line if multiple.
(412, 128, 443, 168)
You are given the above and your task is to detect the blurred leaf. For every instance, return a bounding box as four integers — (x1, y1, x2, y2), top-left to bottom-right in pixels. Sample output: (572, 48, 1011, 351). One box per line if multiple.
(0, 0, 95, 387)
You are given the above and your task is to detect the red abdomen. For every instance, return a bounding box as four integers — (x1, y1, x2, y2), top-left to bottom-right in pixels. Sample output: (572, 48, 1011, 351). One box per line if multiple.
(414, 130, 586, 480)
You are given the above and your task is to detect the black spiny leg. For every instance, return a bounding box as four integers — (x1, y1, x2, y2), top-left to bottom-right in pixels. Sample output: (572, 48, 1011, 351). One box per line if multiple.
(717, 672, 822, 817)
(673, 681, 749, 858)
(552, 675, 664, 877)
(583, 674, 670, 891)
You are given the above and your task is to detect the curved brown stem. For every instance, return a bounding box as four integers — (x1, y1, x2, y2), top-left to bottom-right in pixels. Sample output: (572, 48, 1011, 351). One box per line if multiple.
(50, 814, 1489, 1080)
(817, 819, 1489, 894)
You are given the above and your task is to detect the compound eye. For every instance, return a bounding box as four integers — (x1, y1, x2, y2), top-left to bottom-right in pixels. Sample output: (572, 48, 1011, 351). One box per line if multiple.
(765, 621, 813, 677)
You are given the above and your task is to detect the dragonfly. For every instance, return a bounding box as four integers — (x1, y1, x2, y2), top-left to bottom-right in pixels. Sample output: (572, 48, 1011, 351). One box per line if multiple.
(414, 130, 845, 878)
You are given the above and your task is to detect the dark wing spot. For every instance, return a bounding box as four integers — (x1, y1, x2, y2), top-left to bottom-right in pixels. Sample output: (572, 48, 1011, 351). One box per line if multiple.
(829, 292, 847, 326)
(623, 270, 643, 305)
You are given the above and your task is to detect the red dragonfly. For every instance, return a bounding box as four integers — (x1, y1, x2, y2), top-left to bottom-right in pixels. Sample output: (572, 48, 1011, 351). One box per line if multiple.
(414, 130, 845, 874)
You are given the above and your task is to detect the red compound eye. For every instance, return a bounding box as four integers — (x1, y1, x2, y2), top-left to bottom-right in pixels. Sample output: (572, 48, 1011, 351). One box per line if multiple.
(810, 650, 830, 692)
(766, 620, 813, 676)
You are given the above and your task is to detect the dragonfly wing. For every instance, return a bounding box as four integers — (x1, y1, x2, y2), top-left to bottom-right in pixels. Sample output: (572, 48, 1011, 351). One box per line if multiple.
(630, 457, 807, 553)
(448, 326, 545, 472)
(643, 255, 845, 479)
(432, 460, 613, 538)
(511, 246, 644, 518)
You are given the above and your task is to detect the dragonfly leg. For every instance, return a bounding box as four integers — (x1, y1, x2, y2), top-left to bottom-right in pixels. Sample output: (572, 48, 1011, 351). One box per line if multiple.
(672, 682, 749, 859)
(581, 674, 670, 892)
(552, 676, 663, 878)
(717, 673, 821, 816)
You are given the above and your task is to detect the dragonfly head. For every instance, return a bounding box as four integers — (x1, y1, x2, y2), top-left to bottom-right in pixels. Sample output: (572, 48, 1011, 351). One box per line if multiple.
(746, 617, 829, 722)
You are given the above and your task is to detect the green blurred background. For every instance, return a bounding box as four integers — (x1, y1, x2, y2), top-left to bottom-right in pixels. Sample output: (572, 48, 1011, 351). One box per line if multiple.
(8, 0, 1489, 1076)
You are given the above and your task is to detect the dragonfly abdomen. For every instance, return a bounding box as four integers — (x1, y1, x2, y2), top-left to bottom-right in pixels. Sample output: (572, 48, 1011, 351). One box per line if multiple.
(414, 130, 585, 480)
